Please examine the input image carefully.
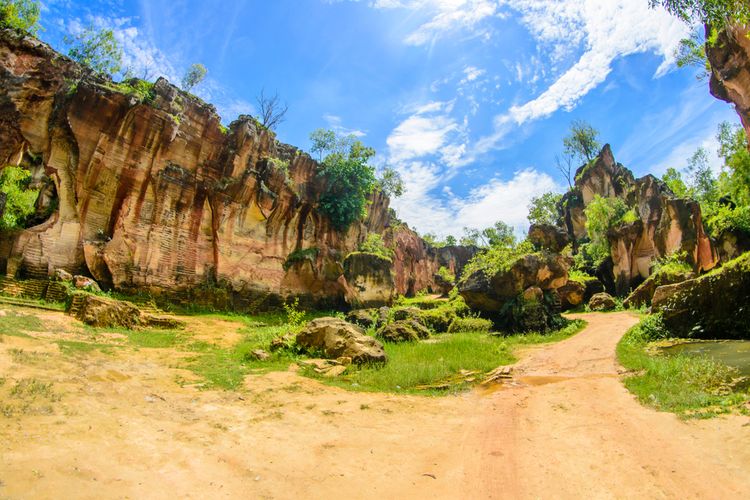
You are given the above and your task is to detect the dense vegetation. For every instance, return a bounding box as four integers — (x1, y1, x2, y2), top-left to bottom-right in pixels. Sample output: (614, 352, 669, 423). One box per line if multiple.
(0, 166, 39, 231)
(0, 0, 39, 34)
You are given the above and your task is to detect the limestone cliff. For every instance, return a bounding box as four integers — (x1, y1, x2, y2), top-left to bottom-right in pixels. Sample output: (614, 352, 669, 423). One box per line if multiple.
(707, 25, 750, 138)
(560, 145, 717, 295)
(0, 30, 467, 310)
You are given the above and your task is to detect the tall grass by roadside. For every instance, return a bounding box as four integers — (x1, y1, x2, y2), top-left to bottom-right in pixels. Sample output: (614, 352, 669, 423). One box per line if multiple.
(617, 314, 749, 418)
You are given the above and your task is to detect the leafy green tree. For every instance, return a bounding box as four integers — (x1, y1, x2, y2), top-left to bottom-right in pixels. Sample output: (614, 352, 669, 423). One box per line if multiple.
(459, 227, 481, 247)
(675, 31, 711, 80)
(649, 0, 750, 27)
(584, 195, 630, 265)
(663, 167, 691, 198)
(563, 120, 601, 163)
(66, 26, 123, 76)
(717, 120, 750, 206)
(444, 235, 457, 246)
(377, 167, 404, 198)
(181, 63, 207, 92)
(311, 129, 377, 231)
(528, 192, 562, 226)
(0, 0, 40, 34)
(482, 221, 516, 248)
(0, 166, 39, 231)
(358, 233, 394, 260)
(686, 147, 719, 205)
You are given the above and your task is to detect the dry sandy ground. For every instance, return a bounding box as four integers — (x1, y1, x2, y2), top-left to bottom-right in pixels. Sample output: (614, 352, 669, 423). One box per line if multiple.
(1, 309, 749, 499)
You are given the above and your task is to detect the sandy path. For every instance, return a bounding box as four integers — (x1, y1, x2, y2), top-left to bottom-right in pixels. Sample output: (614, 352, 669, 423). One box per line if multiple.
(1, 311, 748, 499)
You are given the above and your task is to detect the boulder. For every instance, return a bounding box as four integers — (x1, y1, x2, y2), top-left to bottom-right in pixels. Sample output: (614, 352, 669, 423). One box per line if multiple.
(393, 307, 423, 323)
(557, 280, 586, 311)
(623, 268, 694, 309)
(73, 275, 101, 292)
(459, 252, 569, 332)
(588, 292, 617, 312)
(377, 320, 431, 343)
(433, 271, 454, 297)
(342, 253, 395, 308)
(296, 317, 387, 364)
(528, 224, 569, 253)
(345, 309, 377, 329)
(54, 269, 73, 282)
(74, 295, 142, 329)
(652, 252, 750, 339)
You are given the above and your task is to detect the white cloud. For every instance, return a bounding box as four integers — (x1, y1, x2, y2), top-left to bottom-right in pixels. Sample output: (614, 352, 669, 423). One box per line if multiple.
(324, 114, 367, 137)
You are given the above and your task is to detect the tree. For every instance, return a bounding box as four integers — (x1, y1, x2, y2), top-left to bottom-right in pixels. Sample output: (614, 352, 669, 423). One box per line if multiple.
(459, 221, 515, 249)
(66, 27, 123, 76)
(554, 153, 574, 189)
(311, 129, 377, 231)
(181, 63, 207, 92)
(584, 195, 630, 265)
(256, 89, 288, 131)
(663, 167, 690, 198)
(377, 167, 404, 198)
(686, 147, 718, 205)
(444, 235, 457, 246)
(0, 166, 38, 231)
(528, 192, 562, 226)
(0, 0, 40, 34)
(649, 0, 750, 28)
(717, 120, 750, 206)
(563, 120, 601, 163)
(675, 31, 711, 80)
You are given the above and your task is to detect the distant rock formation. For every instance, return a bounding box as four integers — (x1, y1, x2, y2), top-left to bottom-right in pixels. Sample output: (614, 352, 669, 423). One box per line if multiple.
(0, 30, 474, 310)
(560, 145, 717, 296)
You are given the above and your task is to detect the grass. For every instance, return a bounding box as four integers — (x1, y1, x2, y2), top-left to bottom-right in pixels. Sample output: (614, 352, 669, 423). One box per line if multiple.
(311, 319, 586, 395)
(617, 315, 749, 419)
(0, 311, 44, 338)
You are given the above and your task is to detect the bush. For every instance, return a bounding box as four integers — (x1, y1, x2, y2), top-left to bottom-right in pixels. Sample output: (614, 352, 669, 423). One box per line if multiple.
(283, 247, 319, 271)
(584, 195, 633, 266)
(114, 79, 156, 104)
(0, 165, 38, 231)
(630, 313, 671, 342)
(460, 239, 535, 281)
(358, 233, 394, 261)
(436, 266, 455, 283)
(447, 316, 492, 334)
(706, 204, 750, 238)
(0, 0, 40, 34)
(651, 251, 692, 276)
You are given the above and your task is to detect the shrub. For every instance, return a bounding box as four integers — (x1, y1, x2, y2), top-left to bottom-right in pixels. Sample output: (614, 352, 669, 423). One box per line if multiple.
(0, 165, 38, 231)
(651, 251, 692, 276)
(283, 247, 319, 271)
(115, 79, 156, 104)
(460, 239, 535, 281)
(358, 233, 394, 261)
(436, 266, 455, 283)
(447, 316, 492, 334)
(584, 195, 633, 266)
(706, 204, 750, 238)
(0, 0, 40, 34)
(283, 297, 306, 330)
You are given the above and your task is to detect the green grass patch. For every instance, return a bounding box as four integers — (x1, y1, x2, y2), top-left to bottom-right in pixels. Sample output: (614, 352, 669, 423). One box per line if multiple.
(56, 340, 116, 355)
(0, 311, 44, 338)
(313, 319, 586, 395)
(617, 314, 749, 419)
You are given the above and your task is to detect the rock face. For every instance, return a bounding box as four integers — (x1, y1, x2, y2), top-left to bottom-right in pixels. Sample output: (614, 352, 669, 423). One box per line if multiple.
(0, 31, 474, 310)
(707, 25, 750, 139)
(557, 280, 585, 310)
(528, 224, 569, 253)
(623, 267, 694, 310)
(652, 253, 750, 339)
(560, 145, 717, 296)
(342, 252, 394, 308)
(459, 252, 569, 331)
(295, 317, 387, 364)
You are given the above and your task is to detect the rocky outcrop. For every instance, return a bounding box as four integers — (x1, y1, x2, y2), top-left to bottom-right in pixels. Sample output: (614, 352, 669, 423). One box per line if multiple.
(707, 25, 750, 138)
(716, 228, 750, 263)
(623, 267, 694, 310)
(459, 252, 569, 332)
(588, 292, 616, 312)
(342, 252, 394, 308)
(295, 317, 387, 364)
(652, 253, 750, 339)
(73, 294, 185, 329)
(0, 30, 472, 310)
(557, 280, 585, 310)
(560, 146, 717, 296)
(528, 224, 569, 253)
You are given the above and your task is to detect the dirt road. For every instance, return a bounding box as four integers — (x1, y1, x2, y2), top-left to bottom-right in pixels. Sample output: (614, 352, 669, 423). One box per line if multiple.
(1, 311, 748, 499)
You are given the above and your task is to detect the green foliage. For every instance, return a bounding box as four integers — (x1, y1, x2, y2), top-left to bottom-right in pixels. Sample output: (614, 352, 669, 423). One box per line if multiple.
(447, 316, 492, 334)
(311, 129, 377, 231)
(181, 63, 207, 92)
(461, 239, 535, 280)
(706, 204, 750, 236)
(649, 0, 750, 28)
(114, 79, 156, 104)
(527, 192, 562, 226)
(617, 314, 749, 418)
(422, 233, 457, 248)
(652, 251, 693, 276)
(675, 31, 711, 80)
(66, 26, 123, 76)
(0, 0, 40, 34)
(686, 147, 719, 206)
(460, 221, 516, 249)
(283, 247, 319, 271)
(717, 121, 750, 207)
(0, 165, 39, 231)
(358, 233, 394, 261)
(563, 120, 601, 163)
(436, 266, 455, 283)
(283, 297, 306, 330)
(377, 166, 404, 198)
(568, 269, 597, 285)
(663, 167, 691, 198)
(583, 195, 632, 266)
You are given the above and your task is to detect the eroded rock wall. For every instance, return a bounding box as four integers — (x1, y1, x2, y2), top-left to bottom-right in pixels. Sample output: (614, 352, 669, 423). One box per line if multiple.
(0, 30, 464, 309)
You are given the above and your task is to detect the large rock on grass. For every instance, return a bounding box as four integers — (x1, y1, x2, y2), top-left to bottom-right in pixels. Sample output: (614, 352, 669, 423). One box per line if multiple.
(75, 295, 142, 329)
(342, 253, 395, 308)
(345, 309, 377, 329)
(377, 320, 431, 343)
(652, 252, 750, 339)
(296, 317, 387, 364)
(623, 267, 694, 309)
(588, 292, 616, 311)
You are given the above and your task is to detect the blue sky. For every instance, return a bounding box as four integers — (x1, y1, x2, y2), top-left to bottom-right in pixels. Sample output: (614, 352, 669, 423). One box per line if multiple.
(39, 0, 738, 237)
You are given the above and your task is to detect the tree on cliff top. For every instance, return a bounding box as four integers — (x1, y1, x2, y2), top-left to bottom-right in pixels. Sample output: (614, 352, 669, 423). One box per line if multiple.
(310, 128, 377, 232)
(0, 0, 40, 34)
(563, 120, 601, 164)
(66, 26, 123, 76)
(181, 63, 207, 92)
(528, 192, 562, 226)
(256, 89, 288, 131)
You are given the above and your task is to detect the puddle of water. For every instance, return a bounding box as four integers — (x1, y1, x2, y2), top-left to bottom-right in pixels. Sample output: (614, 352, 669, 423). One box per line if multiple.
(662, 341, 750, 376)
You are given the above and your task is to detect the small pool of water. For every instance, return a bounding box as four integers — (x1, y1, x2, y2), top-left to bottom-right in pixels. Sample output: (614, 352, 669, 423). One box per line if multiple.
(662, 341, 750, 376)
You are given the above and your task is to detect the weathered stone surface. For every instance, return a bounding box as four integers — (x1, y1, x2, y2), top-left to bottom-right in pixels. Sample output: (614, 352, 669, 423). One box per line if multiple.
(528, 224, 569, 253)
(623, 268, 694, 310)
(652, 253, 750, 339)
(707, 25, 750, 139)
(716, 228, 750, 264)
(588, 292, 616, 312)
(459, 252, 569, 332)
(74, 295, 142, 328)
(0, 30, 476, 310)
(377, 320, 431, 343)
(393, 307, 423, 323)
(73, 275, 100, 292)
(342, 253, 394, 308)
(54, 268, 73, 282)
(296, 317, 387, 364)
(557, 280, 586, 311)
(345, 308, 376, 328)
